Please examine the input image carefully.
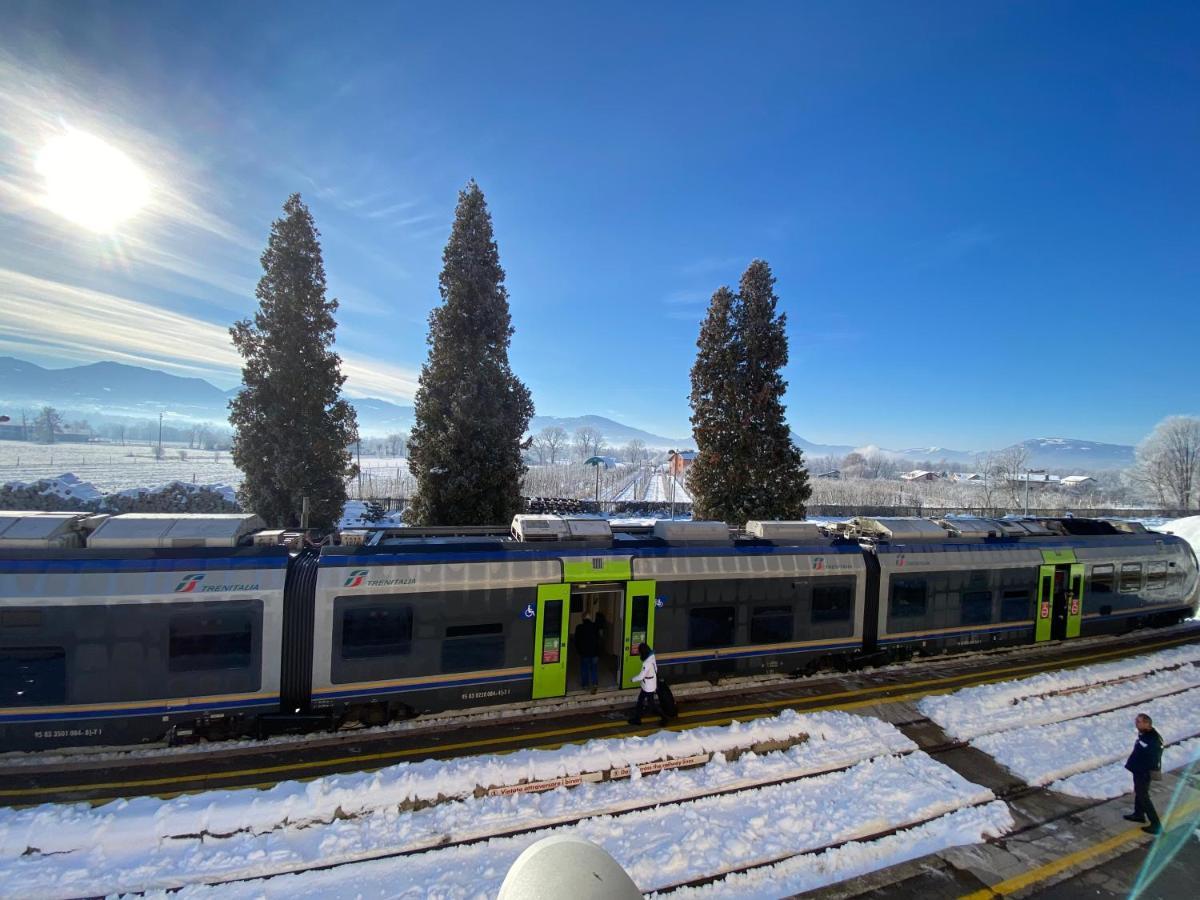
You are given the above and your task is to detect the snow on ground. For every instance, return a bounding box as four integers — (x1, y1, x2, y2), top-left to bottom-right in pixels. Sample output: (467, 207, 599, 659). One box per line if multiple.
(969, 686, 1200, 787)
(643, 471, 692, 504)
(1052, 737, 1200, 799)
(154, 752, 996, 900)
(1153, 515, 1200, 551)
(922, 645, 1200, 789)
(0, 442, 244, 492)
(0, 711, 908, 861)
(918, 645, 1200, 740)
(666, 801, 1013, 900)
(0, 711, 1003, 898)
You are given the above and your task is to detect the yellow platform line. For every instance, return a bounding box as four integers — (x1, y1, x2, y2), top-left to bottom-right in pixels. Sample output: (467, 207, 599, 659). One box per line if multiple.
(1, 632, 1194, 801)
(959, 797, 1200, 899)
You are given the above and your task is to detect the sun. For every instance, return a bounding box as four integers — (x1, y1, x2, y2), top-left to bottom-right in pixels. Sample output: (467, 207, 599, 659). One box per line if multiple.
(37, 129, 150, 232)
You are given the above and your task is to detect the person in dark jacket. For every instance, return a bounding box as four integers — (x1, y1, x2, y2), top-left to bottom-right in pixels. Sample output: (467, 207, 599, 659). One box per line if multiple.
(1123, 712, 1163, 834)
(574, 615, 600, 693)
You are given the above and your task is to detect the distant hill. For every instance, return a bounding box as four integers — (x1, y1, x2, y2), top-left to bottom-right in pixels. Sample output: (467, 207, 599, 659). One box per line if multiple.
(1004, 437, 1136, 472)
(791, 432, 856, 459)
(0, 356, 1138, 469)
(529, 414, 688, 449)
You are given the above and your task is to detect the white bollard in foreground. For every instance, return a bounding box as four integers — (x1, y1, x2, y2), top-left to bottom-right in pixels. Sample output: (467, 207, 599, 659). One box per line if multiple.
(497, 835, 642, 900)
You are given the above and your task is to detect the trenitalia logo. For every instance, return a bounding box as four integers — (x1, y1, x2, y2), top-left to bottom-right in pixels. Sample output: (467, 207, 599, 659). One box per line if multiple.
(174, 573, 261, 593)
(342, 568, 416, 588)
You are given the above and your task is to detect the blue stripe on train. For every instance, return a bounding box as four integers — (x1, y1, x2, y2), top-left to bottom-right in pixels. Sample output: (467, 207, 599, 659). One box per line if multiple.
(0, 695, 279, 724)
(660, 639, 861, 667)
(878, 623, 1033, 644)
(0, 557, 288, 575)
(316, 671, 534, 701)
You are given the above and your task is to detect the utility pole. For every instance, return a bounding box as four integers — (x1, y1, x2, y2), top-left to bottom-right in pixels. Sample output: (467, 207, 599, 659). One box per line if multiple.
(157, 412, 163, 459)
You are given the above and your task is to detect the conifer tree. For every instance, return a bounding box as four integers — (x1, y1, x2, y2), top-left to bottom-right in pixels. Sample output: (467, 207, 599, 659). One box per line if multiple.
(686, 260, 810, 523)
(407, 182, 534, 525)
(686, 287, 744, 520)
(229, 194, 358, 529)
(734, 259, 810, 519)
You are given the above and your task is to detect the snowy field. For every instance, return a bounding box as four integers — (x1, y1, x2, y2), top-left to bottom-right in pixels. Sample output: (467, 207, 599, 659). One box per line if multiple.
(0, 710, 1009, 898)
(0, 441, 243, 492)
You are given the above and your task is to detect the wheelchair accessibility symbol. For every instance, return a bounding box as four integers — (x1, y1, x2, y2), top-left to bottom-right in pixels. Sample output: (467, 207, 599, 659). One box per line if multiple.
(522, 604, 535, 619)
(656, 597, 665, 608)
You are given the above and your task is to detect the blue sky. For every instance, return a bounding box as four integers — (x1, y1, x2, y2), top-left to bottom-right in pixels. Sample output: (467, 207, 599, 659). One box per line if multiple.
(0, 1, 1196, 449)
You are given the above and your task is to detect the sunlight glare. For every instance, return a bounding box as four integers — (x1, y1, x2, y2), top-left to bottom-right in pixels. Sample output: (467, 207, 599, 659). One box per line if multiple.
(37, 129, 150, 232)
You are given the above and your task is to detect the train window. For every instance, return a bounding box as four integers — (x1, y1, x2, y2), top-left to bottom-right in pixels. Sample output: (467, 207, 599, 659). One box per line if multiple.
(1089, 564, 1115, 595)
(811, 585, 853, 623)
(0, 647, 65, 706)
(890, 579, 927, 618)
(961, 591, 993, 626)
(1146, 561, 1167, 590)
(1, 610, 42, 628)
(169, 612, 253, 672)
(750, 606, 793, 644)
(688, 606, 735, 649)
(542, 599, 563, 663)
(441, 623, 505, 673)
(1000, 590, 1031, 622)
(1119, 563, 1142, 593)
(341, 606, 413, 658)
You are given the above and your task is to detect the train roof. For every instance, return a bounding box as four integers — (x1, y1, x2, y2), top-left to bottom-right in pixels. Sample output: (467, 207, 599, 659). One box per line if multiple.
(87, 513, 267, 549)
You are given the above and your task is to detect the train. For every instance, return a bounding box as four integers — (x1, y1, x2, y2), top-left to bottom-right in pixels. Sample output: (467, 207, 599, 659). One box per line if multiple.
(1, 510, 1197, 752)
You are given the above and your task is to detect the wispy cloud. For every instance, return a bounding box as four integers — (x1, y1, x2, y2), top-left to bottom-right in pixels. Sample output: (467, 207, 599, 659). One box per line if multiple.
(362, 200, 421, 220)
(0, 268, 420, 402)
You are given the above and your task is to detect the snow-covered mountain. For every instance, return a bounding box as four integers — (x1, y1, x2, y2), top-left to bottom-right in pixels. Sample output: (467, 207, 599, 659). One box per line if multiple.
(0, 357, 1138, 468)
(1006, 437, 1136, 471)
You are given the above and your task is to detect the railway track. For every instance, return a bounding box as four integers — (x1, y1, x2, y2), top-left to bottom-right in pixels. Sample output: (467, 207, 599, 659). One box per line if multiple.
(3, 624, 1198, 806)
(101, 705, 1200, 899)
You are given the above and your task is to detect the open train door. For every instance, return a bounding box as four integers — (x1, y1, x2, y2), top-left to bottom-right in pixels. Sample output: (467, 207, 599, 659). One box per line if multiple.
(621, 580, 656, 689)
(532, 584, 570, 699)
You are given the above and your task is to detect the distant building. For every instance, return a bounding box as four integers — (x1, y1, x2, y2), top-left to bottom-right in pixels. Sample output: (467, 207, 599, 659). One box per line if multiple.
(955, 472, 984, 482)
(667, 449, 697, 476)
(900, 470, 940, 482)
(1006, 472, 1061, 486)
(1062, 475, 1097, 489)
(816, 469, 841, 480)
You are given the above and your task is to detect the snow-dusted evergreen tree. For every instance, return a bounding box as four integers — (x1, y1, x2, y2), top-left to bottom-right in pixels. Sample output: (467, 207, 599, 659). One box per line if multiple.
(687, 286, 743, 520)
(407, 182, 534, 525)
(735, 259, 810, 518)
(229, 194, 358, 529)
(687, 261, 810, 523)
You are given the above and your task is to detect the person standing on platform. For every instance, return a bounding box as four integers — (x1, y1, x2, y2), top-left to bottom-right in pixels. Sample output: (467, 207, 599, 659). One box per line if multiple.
(628, 642, 662, 725)
(1123, 712, 1164, 834)
(574, 614, 600, 693)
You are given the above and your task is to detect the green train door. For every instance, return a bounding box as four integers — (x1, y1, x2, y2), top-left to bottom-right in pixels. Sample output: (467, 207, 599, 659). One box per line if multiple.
(1035, 564, 1055, 642)
(532, 584, 570, 699)
(1066, 563, 1084, 638)
(621, 580, 656, 689)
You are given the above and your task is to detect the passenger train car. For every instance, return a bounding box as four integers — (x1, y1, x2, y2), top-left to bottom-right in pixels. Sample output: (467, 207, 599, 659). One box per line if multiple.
(1, 510, 1196, 751)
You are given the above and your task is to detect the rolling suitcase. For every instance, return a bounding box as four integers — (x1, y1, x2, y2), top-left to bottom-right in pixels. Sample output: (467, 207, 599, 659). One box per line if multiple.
(657, 680, 678, 720)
